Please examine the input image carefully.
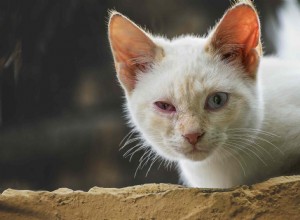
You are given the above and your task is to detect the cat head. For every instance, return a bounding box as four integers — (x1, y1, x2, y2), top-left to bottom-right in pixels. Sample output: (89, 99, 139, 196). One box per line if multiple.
(108, 1, 264, 162)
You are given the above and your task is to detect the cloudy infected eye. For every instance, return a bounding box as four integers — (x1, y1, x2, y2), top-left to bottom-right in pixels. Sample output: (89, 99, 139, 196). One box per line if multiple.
(154, 101, 176, 113)
(205, 92, 229, 111)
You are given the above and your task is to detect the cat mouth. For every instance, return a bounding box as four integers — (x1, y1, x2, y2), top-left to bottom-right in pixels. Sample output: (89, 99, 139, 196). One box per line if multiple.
(188, 147, 210, 154)
(171, 144, 213, 161)
(178, 146, 210, 155)
(178, 147, 211, 161)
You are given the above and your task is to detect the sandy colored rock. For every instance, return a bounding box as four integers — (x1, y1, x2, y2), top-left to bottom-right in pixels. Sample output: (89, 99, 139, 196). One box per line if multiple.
(1, 176, 300, 220)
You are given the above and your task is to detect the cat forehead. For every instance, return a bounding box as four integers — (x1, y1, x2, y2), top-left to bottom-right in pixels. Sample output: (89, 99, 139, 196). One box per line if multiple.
(152, 36, 216, 80)
(133, 36, 247, 102)
(154, 36, 207, 58)
(156, 36, 237, 85)
(135, 57, 239, 103)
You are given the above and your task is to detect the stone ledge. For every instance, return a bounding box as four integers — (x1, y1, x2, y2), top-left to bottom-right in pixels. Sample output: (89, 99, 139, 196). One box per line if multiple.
(1, 176, 300, 220)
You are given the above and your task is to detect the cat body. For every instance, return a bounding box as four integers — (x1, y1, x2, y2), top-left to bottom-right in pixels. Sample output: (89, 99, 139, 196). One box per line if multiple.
(108, 0, 300, 188)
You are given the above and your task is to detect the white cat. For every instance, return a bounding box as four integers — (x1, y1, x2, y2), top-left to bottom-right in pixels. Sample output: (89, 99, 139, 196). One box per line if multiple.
(108, 0, 300, 188)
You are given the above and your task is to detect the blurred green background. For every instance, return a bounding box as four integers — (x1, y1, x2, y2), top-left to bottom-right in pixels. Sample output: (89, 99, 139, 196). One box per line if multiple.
(0, 0, 287, 190)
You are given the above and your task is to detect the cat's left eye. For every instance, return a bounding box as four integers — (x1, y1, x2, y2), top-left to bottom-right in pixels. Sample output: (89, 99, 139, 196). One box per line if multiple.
(154, 101, 176, 113)
(205, 92, 229, 111)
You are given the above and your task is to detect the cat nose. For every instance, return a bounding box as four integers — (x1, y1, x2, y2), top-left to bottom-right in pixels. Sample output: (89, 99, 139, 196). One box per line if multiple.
(182, 132, 205, 145)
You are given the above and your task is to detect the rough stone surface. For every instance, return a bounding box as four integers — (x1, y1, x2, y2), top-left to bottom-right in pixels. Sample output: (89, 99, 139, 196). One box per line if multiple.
(1, 176, 300, 220)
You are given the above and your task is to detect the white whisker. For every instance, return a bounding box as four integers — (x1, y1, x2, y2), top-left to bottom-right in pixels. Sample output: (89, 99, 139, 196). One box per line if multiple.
(224, 142, 254, 161)
(222, 145, 246, 176)
(129, 146, 144, 162)
(123, 143, 142, 158)
(227, 128, 280, 137)
(134, 149, 152, 178)
(226, 141, 268, 166)
(119, 130, 135, 148)
(229, 133, 283, 155)
(228, 137, 274, 160)
(145, 155, 159, 177)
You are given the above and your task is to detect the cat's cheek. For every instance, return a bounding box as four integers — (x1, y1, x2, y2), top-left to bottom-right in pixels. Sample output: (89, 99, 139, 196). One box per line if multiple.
(226, 101, 251, 126)
(137, 111, 182, 160)
(210, 107, 239, 126)
(147, 112, 174, 137)
(208, 97, 246, 127)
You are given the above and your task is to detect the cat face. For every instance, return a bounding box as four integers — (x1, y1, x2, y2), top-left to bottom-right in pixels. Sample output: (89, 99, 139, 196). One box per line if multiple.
(127, 38, 261, 161)
(109, 2, 263, 162)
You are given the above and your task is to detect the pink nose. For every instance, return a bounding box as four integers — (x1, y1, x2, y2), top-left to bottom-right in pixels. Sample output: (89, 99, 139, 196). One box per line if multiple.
(183, 132, 204, 145)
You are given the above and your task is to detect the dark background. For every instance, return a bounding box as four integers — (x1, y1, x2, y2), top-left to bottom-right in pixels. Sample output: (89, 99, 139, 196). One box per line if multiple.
(0, 0, 291, 191)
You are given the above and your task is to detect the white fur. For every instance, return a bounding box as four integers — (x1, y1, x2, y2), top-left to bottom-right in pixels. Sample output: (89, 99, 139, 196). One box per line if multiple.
(276, 0, 300, 59)
(118, 2, 300, 188)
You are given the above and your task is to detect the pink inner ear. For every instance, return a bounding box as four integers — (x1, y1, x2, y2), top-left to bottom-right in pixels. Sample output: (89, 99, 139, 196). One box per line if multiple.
(210, 4, 261, 76)
(109, 13, 158, 92)
(213, 5, 259, 51)
(224, 5, 259, 53)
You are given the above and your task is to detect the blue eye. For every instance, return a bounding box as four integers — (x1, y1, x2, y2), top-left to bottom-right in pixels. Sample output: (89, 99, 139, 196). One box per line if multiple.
(205, 92, 229, 110)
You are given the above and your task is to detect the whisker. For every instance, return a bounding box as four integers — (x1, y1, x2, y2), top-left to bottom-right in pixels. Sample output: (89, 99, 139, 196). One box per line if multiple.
(123, 143, 142, 158)
(157, 159, 165, 170)
(134, 149, 152, 178)
(139, 149, 151, 163)
(141, 152, 154, 169)
(163, 159, 171, 171)
(222, 145, 246, 176)
(227, 128, 280, 137)
(121, 137, 141, 148)
(224, 142, 254, 161)
(229, 134, 284, 155)
(129, 146, 145, 162)
(223, 143, 250, 167)
(228, 137, 274, 160)
(226, 141, 268, 166)
(145, 155, 159, 177)
(119, 130, 135, 148)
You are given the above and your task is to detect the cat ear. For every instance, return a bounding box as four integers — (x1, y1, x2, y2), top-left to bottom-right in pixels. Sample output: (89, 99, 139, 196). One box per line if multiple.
(108, 11, 164, 93)
(207, 3, 262, 78)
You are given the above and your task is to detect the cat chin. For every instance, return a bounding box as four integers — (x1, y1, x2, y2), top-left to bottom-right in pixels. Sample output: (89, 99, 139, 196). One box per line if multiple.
(180, 150, 212, 162)
(158, 146, 215, 162)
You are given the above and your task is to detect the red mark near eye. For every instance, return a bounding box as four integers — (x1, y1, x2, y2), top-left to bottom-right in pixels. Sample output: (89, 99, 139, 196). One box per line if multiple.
(154, 101, 176, 113)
